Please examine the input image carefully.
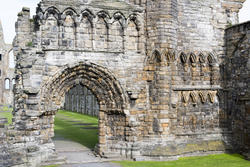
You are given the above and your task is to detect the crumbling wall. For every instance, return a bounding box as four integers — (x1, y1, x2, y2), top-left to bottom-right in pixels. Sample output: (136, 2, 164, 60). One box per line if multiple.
(0, 20, 14, 106)
(225, 21, 250, 158)
(0, 0, 248, 166)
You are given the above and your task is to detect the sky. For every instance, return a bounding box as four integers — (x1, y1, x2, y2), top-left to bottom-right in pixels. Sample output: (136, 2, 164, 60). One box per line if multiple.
(0, 0, 249, 44)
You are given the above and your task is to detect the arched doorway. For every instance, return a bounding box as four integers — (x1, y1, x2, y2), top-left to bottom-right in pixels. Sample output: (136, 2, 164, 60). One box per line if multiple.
(39, 62, 129, 156)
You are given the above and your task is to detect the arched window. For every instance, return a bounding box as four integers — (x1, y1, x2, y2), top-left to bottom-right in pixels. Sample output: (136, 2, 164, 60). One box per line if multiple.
(5, 78, 10, 90)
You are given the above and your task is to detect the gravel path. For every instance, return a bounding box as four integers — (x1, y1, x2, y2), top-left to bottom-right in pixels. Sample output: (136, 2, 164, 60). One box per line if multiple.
(53, 138, 121, 167)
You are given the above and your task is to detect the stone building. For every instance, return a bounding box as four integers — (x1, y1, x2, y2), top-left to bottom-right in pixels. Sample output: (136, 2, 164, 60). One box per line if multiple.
(0, 20, 15, 106)
(0, 0, 249, 166)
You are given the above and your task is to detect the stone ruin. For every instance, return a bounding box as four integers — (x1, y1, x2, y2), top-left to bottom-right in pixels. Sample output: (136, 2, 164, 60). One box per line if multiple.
(0, 20, 15, 106)
(0, 0, 249, 166)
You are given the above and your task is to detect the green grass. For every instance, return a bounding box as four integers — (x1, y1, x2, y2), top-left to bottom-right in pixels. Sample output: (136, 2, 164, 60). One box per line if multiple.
(0, 105, 13, 112)
(0, 111, 12, 125)
(116, 154, 250, 167)
(54, 110, 99, 149)
(1, 109, 249, 167)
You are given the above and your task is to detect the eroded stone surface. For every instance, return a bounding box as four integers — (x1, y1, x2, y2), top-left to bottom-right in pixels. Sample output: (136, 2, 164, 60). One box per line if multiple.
(0, 0, 249, 166)
(0, 20, 14, 105)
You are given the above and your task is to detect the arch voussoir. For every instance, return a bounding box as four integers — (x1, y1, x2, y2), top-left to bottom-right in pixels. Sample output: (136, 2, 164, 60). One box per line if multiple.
(40, 62, 129, 113)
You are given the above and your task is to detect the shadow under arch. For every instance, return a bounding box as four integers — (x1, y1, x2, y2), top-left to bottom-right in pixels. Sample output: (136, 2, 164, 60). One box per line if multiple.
(39, 61, 130, 156)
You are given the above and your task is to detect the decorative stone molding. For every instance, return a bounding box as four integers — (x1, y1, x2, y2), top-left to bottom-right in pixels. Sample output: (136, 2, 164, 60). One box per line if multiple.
(180, 91, 218, 104)
(40, 62, 129, 113)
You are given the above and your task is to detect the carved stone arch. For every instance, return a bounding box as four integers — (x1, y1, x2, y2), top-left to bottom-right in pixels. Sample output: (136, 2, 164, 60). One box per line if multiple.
(125, 14, 141, 52)
(81, 9, 95, 27)
(164, 49, 176, 63)
(40, 7, 60, 48)
(40, 62, 129, 112)
(113, 11, 126, 29)
(61, 8, 78, 24)
(180, 52, 188, 64)
(44, 6, 60, 20)
(97, 10, 111, 28)
(199, 52, 206, 64)
(128, 13, 141, 31)
(62, 7, 78, 16)
(190, 92, 197, 103)
(207, 53, 216, 65)
(110, 12, 125, 52)
(144, 49, 162, 65)
(150, 49, 162, 64)
(190, 52, 197, 64)
(95, 11, 110, 51)
(59, 8, 78, 48)
(207, 52, 219, 85)
(38, 62, 129, 155)
(77, 9, 94, 49)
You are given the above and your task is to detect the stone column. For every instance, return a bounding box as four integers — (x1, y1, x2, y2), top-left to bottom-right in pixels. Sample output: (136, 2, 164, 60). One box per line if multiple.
(145, 0, 178, 137)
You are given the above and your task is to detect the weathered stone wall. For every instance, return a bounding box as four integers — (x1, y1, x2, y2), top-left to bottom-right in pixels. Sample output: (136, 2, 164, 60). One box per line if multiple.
(0, 20, 15, 105)
(225, 21, 250, 158)
(10, 1, 145, 165)
(0, 0, 248, 166)
(136, 0, 245, 158)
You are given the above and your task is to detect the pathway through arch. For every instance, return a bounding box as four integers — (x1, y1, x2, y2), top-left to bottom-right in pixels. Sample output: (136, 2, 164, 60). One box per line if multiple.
(43, 111, 121, 167)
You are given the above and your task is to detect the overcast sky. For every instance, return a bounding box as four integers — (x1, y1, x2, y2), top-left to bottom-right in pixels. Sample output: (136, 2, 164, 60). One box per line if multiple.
(0, 0, 249, 44)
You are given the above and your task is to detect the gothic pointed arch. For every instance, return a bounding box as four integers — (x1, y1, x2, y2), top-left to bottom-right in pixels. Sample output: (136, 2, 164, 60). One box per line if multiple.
(44, 6, 60, 20)
(207, 53, 216, 65)
(81, 9, 94, 27)
(62, 7, 78, 17)
(76, 9, 94, 49)
(180, 52, 188, 64)
(110, 12, 126, 52)
(95, 11, 110, 51)
(59, 8, 77, 48)
(40, 7, 60, 48)
(113, 11, 126, 28)
(128, 13, 141, 31)
(198, 52, 206, 64)
(125, 13, 141, 52)
(97, 10, 111, 27)
(40, 62, 129, 113)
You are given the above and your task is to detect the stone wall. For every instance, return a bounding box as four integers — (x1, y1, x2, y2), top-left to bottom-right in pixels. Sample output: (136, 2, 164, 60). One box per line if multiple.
(225, 21, 250, 158)
(0, 0, 248, 166)
(0, 20, 15, 105)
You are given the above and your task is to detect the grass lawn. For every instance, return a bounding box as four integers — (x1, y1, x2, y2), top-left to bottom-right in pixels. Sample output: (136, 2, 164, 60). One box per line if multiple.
(1, 109, 249, 167)
(0, 111, 12, 125)
(54, 110, 99, 149)
(116, 154, 250, 167)
(0, 105, 13, 112)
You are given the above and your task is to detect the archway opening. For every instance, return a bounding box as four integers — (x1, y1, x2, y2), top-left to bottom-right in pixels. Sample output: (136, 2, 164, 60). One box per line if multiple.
(53, 84, 100, 150)
(39, 62, 129, 158)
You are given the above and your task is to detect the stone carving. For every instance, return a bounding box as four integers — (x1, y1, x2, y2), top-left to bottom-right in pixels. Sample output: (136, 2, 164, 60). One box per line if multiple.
(190, 92, 197, 103)
(198, 91, 206, 103)
(180, 91, 217, 105)
(0, 0, 248, 166)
